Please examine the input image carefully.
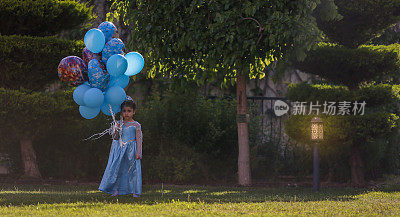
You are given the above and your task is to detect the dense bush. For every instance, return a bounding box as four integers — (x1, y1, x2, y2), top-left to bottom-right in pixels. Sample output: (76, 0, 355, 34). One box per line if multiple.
(0, 35, 85, 90)
(0, 88, 78, 175)
(316, 0, 400, 48)
(294, 43, 400, 88)
(33, 116, 112, 180)
(0, 0, 92, 36)
(136, 91, 238, 182)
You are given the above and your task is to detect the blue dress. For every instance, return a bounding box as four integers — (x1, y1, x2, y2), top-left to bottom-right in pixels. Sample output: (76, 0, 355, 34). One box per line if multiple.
(99, 121, 142, 195)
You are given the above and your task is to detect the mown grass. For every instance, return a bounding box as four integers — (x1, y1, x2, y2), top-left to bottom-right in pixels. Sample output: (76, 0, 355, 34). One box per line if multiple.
(0, 183, 399, 216)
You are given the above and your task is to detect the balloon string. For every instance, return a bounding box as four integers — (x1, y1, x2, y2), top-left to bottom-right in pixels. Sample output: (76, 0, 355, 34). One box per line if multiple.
(83, 128, 110, 141)
(83, 104, 121, 141)
(109, 104, 123, 148)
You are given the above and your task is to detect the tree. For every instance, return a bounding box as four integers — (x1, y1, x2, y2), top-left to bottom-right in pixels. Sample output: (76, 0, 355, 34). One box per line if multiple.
(288, 0, 400, 185)
(112, 0, 334, 185)
(0, 0, 92, 178)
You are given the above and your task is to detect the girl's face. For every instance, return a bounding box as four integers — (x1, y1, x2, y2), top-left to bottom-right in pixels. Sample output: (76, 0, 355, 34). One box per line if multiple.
(122, 106, 135, 121)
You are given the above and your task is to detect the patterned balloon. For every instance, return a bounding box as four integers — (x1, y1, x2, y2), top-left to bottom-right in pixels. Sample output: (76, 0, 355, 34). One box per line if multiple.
(88, 59, 110, 91)
(83, 47, 101, 66)
(102, 38, 124, 64)
(58, 56, 88, 87)
(98, 21, 117, 42)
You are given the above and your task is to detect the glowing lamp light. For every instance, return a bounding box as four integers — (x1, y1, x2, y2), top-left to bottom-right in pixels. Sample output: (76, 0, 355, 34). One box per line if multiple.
(311, 117, 323, 141)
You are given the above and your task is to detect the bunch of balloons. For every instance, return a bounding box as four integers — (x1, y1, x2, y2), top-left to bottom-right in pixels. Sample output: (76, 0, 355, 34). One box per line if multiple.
(57, 21, 144, 119)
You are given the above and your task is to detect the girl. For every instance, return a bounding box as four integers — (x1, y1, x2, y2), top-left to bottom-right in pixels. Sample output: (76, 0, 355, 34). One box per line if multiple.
(99, 99, 142, 197)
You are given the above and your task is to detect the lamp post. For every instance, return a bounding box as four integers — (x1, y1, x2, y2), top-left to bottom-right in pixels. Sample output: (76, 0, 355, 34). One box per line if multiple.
(311, 117, 323, 192)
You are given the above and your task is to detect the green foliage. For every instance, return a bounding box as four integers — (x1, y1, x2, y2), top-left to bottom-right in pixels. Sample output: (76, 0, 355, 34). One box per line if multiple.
(371, 29, 400, 45)
(0, 35, 85, 90)
(313, 0, 341, 22)
(285, 83, 400, 180)
(286, 82, 400, 108)
(136, 91, 238, 182)
(113, 0, 324, 83)
(33, 116, 112, 180)
(0, 88, 77, 138)
(295, 43, 400, 88)
(3, 90, 239, 182)
(0, 0, 92, 36)
(317, 0, 400, 48)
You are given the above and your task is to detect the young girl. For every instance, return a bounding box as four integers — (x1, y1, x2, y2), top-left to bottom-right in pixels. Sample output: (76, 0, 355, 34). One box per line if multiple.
(99, 99, 142, 197)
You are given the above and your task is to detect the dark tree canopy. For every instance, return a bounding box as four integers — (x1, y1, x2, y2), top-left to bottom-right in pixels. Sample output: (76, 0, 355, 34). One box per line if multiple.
(317, 0, 400, 48)
(0, 0, 92, 36)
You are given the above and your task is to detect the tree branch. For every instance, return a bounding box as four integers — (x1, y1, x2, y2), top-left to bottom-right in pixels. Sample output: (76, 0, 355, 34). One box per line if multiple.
(239, 15, 264, 46)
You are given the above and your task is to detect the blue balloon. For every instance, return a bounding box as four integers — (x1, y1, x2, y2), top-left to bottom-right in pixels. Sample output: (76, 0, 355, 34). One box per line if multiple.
(88, 59, 110, 91)
(125, 52, 144, 76)
(79, 106, 100, 119)
(104, 85, 126, 106)
(83, 88, 104, 108)
(98, 21, 117, 42)
(102, 38, 124, 63)
(101, 102, 121, 116)
(109, 75, 129, 88)
(107, 54, 128, 77)
(73, 83, 91, 106)
(84, 29, 106, 53)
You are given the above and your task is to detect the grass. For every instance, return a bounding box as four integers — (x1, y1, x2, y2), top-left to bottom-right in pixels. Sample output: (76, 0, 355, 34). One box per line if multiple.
(0, 183, 399, 216)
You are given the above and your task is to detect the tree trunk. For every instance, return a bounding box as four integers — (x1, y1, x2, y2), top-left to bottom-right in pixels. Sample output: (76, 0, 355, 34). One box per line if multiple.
(237, 74, 251, 186)
(20, 135, 41, 179)
(93, 0, 107, 27)
(350, 145, 364, 186)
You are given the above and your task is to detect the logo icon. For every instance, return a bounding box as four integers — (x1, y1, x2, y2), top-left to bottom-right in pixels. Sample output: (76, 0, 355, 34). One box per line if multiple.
(274, 100, 289, 116)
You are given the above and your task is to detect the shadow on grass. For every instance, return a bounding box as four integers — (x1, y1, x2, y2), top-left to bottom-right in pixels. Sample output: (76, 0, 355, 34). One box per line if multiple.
(0, 183, 368, 206)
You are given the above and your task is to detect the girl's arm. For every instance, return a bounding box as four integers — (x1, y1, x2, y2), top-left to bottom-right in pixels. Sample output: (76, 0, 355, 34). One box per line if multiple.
(135, 122, 142, 159)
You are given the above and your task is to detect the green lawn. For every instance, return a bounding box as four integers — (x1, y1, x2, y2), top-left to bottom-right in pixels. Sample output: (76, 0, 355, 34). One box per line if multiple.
(0, 183, 399, 216)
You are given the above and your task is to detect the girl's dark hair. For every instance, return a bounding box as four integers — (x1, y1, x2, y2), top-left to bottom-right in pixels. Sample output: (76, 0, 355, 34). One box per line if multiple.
(121, 100, 136, 110)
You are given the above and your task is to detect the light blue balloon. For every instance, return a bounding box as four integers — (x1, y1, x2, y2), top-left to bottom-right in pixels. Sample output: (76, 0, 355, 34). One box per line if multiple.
(73, 83, 91, 106)
(104, 85, 126, 106)
(83, 88, 104, 108)
(125, 52, 144, 76)
(106, 54, 128, 77)
(84, 29, 106, 53)
(109, 75, 130, 88)
(79, 106, 100, 119)
(100, 102, 121, 116)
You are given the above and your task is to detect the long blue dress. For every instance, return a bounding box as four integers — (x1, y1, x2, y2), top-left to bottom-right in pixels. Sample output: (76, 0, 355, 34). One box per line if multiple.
(99, 121, 142, 195)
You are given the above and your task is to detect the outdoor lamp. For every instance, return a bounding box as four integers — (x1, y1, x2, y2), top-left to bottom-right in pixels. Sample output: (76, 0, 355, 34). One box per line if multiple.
(311, 117, 323, 141)
(310, 117, 323, 192)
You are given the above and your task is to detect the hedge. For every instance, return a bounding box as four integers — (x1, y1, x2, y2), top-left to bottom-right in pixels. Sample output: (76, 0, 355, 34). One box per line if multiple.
(295, 43, 400, 88)
(0, 0, 92, 36)
(0, 35, 85, 90)
(0, 88, 77, 138)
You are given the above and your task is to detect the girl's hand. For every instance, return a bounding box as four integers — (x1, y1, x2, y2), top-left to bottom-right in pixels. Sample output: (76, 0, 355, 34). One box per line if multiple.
(136, 153, 142, 159)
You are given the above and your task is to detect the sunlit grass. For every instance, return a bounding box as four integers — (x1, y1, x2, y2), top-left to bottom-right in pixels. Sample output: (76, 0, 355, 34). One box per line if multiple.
(0, 184, 399, 216)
